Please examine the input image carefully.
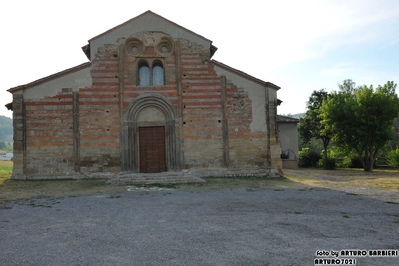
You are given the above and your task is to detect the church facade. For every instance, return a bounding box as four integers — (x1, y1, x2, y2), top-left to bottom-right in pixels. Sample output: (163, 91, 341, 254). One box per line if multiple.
(7, 11, 282, 180)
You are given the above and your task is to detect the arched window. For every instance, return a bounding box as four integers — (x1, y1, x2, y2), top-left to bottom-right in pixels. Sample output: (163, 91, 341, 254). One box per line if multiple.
(138, 62, 150, 86)
(152, 62, 164, 85)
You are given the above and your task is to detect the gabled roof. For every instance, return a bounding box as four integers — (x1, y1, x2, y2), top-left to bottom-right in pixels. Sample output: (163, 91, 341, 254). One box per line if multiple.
(7, 62, 91, 93)
(90, 10, 210, 43)
(211, 59, 280, 90)
(85, 10, 217, 61)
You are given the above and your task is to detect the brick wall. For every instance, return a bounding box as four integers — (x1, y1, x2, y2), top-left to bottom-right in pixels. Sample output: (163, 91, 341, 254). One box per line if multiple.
(179, 47, 273, 170)
(226, 85, 269, 168)
(180, 49, 224, 168)
(11, 94, 25, 179)
(24, 90, 76, 178)
(79, 46, 121, 172)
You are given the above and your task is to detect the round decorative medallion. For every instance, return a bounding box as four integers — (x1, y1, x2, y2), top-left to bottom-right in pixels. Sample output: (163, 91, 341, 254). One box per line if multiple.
(157, 37, 173, 55)
(125, 37, 143, 56)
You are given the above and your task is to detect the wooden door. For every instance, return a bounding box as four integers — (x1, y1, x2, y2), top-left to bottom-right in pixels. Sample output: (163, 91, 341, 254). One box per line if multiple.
(139, 126, 166, 173)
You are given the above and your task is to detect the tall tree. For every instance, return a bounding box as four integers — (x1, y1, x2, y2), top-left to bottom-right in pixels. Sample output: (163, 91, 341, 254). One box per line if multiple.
(320, 80, 399, 171)
(298, 89, 331, 167)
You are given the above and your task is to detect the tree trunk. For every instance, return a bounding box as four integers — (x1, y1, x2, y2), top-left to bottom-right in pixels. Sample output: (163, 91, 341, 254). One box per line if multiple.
(323, 149, 328, 169)
(322, 137, 330, 169)
(354, 146, 374, 172)
(363, 156, 374, 172)
(354, 148, 368, 171)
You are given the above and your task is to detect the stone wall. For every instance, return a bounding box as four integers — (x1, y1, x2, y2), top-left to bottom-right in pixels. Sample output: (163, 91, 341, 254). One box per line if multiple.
(282, 159, 298, 169)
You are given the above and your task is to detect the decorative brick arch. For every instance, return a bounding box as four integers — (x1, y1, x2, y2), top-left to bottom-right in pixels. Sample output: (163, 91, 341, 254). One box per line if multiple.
(121, 93, 180, 172)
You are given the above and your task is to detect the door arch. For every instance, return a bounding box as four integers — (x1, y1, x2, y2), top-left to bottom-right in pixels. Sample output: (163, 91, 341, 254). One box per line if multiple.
(121, 93, 180, 172)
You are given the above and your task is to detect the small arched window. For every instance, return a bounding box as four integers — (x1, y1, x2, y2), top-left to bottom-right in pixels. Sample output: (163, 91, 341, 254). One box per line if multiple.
(152, 62, 164, 85)
(138, 62, 150, 86)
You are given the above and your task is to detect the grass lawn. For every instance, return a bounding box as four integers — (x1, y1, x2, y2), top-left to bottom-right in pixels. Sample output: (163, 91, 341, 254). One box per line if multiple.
(0, 161, 12, 185)
(283, 168, 399, 192)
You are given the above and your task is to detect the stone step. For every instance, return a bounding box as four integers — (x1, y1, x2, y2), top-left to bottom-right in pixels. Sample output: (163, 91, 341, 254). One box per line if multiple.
(82, 167, 281, 185)
(99, 171, 206, 185)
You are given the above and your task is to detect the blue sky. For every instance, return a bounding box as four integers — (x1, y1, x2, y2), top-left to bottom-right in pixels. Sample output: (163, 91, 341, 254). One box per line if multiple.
(1, 0, 399, 118)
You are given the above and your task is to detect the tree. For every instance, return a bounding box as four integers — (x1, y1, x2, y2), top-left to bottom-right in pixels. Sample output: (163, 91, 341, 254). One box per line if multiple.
(384, 117, 399, 152)
(320, 80, 399, 172)
(298, 89, 331, 168)
(338, 79, 357, 93)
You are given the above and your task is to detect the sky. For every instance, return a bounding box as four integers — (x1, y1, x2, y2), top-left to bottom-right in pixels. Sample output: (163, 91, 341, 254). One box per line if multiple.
(1, 0, 399, 118)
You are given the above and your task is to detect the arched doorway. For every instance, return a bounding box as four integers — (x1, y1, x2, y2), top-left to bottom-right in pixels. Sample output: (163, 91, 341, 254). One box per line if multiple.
(121, 93, 180, 172)
(137, 107, 166, 173)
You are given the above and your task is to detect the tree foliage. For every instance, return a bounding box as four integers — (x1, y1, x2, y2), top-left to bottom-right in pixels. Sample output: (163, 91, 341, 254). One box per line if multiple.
(320, 80, 399, 172)
(298, 89, 331, 168)
(0, 116, 12, 143)
(386, 148, 399, 169)
(384, 117, 399, 152)
(337, 79, 357, 93)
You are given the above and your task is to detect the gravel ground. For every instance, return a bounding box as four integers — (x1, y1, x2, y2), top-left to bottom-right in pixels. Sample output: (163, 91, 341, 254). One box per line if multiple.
(1, 186, 398, 266)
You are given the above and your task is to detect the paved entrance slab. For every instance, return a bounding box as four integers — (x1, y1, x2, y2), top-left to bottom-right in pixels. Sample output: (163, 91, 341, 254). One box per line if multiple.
(1, 186, 398, 265)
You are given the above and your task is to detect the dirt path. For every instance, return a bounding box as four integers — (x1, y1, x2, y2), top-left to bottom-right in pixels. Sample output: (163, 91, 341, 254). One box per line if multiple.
(284, 168, 399, 203)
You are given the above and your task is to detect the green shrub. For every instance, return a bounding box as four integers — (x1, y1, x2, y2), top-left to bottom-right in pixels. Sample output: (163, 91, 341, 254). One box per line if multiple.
(317, 158, 336, 170)
(386, 148, 399, 169)
(299, 148, 321, 168)
(341, 154, 363, 168)
(324, 158, 336, 170)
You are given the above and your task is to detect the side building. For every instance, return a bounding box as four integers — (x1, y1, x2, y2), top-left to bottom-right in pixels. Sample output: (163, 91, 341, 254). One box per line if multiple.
(277, 115, 299, 169)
